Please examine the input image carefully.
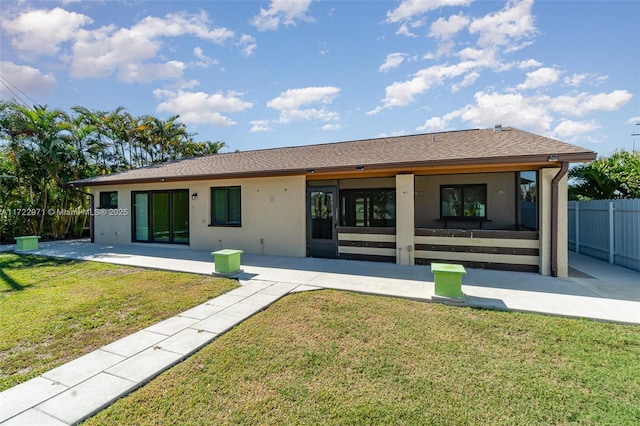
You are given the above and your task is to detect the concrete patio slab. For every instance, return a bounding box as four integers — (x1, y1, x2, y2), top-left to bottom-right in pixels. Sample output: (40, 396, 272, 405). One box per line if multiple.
(178, 302, 226, 320)
(226, 281, 275, 296)
(207, 293, 247, 307)
(42, 350, 125, 388)
(258, 281, 302, 295)
(2, 408, 68, 426)
(146, 316, 199, 336)
(101, 329, 166, 358)
(105, 347, 184, 384)
(195, 313, 246, 334)
(2, 239, 639, 425)
(156, 328, 218, 356)
(219, 300, 270, 318)
(0, 377, 67, 423)
(36, 373, 135, 425)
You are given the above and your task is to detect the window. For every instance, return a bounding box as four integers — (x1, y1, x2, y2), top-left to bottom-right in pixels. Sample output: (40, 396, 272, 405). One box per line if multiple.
(340, 189, 395, 227)
(99, 191, 118, 209)
(210, 186, 241, 226)
(440, 184, 487, 219)
(517, 171, 538, 230)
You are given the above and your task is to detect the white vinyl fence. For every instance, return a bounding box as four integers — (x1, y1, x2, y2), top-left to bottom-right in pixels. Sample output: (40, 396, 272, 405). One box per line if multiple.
(568, 199, 640, 272)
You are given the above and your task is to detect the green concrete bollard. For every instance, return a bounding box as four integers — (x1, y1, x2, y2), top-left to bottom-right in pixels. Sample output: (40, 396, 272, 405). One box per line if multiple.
(211, 249, 243, 276)
(431, 263, 466, 299)
(14, 236, 41, 252)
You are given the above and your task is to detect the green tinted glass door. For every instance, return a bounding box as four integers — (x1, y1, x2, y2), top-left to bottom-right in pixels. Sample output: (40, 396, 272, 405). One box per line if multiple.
(172, 190, 189, 243)
(134, 192, 149, 241)
(307, 187, 337, 258)
(152, 192, 170, 242)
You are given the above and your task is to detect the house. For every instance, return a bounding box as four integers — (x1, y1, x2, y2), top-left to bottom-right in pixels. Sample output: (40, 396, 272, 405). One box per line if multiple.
(70, 126, 596, 277)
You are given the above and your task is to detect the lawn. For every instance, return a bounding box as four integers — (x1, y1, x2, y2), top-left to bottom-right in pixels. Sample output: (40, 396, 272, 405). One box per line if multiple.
(0, 253, 237, 391)
(85, 290, 640, 425)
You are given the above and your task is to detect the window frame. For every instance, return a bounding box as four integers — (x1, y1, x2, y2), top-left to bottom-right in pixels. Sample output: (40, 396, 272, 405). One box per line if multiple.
(339, 188, 396, 228)
(439, 184, 487, 220)
(99, 191, 118, 209)
(210, 186, 242, 227)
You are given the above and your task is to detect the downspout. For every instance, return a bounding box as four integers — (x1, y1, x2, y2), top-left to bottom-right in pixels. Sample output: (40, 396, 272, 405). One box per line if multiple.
(67, 185, 95, 243)
(550, 161, 569, 277)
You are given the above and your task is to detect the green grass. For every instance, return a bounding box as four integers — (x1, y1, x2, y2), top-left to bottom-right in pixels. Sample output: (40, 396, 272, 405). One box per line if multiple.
(85, 290, 640, 425)
(0, 253, 237, 391)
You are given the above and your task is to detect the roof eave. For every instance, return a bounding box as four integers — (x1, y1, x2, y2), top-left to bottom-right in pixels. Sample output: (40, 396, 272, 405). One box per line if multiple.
(68, 151, 597, 187)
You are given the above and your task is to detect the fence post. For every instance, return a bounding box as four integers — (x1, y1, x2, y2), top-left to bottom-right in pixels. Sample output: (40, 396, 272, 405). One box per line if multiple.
(575, 202, 580, 254)
(608, 201, 614, 264)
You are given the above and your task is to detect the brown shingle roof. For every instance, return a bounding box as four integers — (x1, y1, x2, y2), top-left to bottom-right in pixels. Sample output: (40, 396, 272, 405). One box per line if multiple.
(70, 127, 596, 186)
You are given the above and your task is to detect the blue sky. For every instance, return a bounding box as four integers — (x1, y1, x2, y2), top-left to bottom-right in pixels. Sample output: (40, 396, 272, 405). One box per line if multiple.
(1, 0, 639, 156)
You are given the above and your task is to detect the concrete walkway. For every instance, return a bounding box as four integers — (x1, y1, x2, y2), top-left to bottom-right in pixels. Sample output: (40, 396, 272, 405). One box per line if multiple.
(1, 240, 639, 424)
(1, 278, 305, 425)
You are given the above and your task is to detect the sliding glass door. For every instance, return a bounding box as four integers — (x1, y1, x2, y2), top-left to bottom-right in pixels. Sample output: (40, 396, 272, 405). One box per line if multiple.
(132, 189, 189, 244)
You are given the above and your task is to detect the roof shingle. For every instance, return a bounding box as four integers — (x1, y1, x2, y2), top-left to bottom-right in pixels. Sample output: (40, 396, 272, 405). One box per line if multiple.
(70, 127, 596, 186)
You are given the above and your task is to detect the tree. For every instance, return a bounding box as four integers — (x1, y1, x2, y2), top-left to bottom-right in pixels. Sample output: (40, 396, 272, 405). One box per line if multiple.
(569, 150, 640, 200)
(0, 101, 226, 241)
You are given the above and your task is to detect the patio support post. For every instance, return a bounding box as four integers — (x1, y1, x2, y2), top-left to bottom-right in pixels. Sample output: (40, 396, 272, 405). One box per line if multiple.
(551, 162, 569, 277)
(396, 174, 415, 266)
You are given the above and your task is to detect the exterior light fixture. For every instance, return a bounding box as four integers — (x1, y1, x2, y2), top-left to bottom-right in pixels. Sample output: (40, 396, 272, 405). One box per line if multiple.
(307, 169, 315, 174)
(547, 155, 559, 161)
(356, 166, 365, 171)
(160, 178, 165, 182)
(191, 193, 198, 200)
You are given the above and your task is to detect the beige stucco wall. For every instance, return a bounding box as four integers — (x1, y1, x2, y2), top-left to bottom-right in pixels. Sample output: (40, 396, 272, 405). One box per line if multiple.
(91, 175, 307, 257)
(539, 167, 568, 277)
(91, 185, 132, 245)
(414, 172, 517, 229)
(539, 168, 553, 276)
(396, 174, 415, 265)
(557, 173, 568, 278)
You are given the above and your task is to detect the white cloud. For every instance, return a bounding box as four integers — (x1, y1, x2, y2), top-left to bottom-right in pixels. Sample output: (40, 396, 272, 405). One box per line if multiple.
(267, 86, 341, 123)
(551, 120, 600, 138)
(517, 67, 560, 90)
(372, 2, 542, 114)
(238, 34, 257, 57)
(193, 47, 219, 68)
(550, 90, 633, 116)
(451, 71, 480, 92)
(250, 120, 274, 132)
(377, 130, 407, 138)
(459, 91, 554, 130)
(396, 23, 418, 38)
(368, 61, 478, 113)
(0, 61, 56, 99)
(626, 116, 640, 125)
(563, 73, 608, 87)
(518, 59, 542, 69)
(385, 0, 472, 23)
(153, 89, 253, 128)
(418, 88, 633, 135)
(251, 0, 314, 31)
(379, 53, 407, 72)
(119, 61, 185, 83)
(1, 7, 92, 57)
(322, 123, 342, 131)
(429, 13, 470, 41)
(416, 116, 449, 132)
(69, 11, 234, 82)
(468, 0, 536, 50)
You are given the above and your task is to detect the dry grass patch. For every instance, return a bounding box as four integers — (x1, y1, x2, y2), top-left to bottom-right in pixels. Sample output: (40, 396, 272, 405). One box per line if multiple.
(0, 253, 237, 390)
(86, 290, 640, 425)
